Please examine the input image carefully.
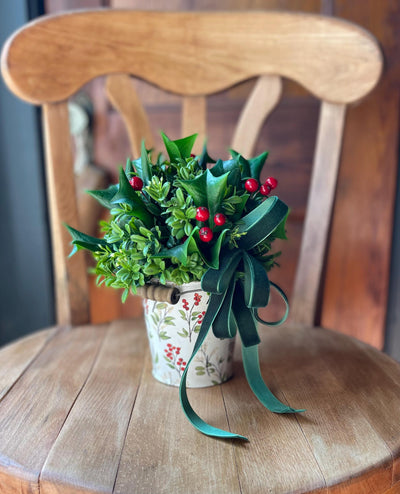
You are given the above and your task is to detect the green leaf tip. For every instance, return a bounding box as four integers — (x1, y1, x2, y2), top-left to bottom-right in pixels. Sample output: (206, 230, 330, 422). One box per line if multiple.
(161, 131, 198, 161)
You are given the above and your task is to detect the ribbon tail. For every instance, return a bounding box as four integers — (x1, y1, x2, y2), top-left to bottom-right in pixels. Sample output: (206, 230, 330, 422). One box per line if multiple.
(242, 344, 305, 414)
(253, 281, 289, 327)
(179, 292, 248, 441)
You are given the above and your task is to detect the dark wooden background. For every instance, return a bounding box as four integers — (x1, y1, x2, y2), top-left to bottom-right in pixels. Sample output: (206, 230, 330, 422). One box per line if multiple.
(45, 0, 400, 350)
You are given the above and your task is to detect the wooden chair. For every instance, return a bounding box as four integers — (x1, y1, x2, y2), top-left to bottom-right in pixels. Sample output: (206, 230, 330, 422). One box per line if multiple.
(1, 10, 399, 494)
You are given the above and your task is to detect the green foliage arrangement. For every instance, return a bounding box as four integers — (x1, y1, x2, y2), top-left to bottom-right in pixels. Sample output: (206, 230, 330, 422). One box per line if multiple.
(67, 132, 288, 302)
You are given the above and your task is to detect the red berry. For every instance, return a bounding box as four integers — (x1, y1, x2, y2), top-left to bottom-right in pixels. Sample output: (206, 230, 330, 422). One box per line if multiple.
(199, 227, 213, 242)
(129, 176, 143, 191)
(196, 207, 210, 222)
(260, 184, 271, 196)
(245, 178, 259, 193)
(214, 213, 226, 226)
(265, 177, 278, 190)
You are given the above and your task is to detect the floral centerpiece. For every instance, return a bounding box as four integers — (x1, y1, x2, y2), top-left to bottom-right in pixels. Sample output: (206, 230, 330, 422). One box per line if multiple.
(67, 133, 303, 441)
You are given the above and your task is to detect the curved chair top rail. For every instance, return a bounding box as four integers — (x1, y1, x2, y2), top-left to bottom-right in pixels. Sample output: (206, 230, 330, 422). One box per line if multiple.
(1, 9, 383, 105)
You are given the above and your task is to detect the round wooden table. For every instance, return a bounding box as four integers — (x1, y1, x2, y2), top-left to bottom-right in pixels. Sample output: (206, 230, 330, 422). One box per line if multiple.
(0, 319, 399, 493)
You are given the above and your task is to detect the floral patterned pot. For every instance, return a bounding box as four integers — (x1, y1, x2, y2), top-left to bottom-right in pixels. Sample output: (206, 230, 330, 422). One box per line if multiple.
(143, 282, 235, 388)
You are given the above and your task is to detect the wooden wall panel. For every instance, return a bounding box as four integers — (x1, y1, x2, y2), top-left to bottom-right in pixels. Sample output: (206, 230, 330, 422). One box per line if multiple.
(321, 0, 400, 348)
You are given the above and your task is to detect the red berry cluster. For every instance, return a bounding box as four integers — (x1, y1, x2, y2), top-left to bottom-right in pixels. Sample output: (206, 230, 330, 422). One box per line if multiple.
(197, 310, 206, 325)
(195, 207, 226, 243)
(244, 176, 278, 196)
(165, 343, 181, 357)
(164, 344, 186, 371)
(260, 176, 278, 196)
(129, 176, 143, 191)
(194, 293, 202, 306)
(182, 298, 189, 311)
(176, 358, 187, 371)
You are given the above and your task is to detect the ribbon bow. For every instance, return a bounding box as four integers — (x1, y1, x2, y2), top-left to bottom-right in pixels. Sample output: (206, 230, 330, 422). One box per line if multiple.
(179, 197, 304, 441)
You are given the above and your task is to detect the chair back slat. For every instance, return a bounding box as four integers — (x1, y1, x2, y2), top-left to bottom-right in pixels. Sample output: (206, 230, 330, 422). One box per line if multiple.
(182, 96, 207, 154)
(291, 101, 346, 326)
(106, 74, 155, 157)
(231, 75, 282, 156)
(42, 102, 90, 325)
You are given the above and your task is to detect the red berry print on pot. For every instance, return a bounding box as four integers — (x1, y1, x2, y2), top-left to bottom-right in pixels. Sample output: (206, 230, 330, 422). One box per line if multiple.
(214, 213, 226, 226)
(265, 177, 278, 190)
(196, 206, 210, 222)
(244, 178, 259, 193)
(129, 176, 143, 191)
(199, 227, 213, 242)
(260, 184, 271, 196)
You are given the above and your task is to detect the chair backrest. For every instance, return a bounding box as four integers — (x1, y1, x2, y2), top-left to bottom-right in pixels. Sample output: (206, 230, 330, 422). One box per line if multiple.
(1, 10, 383, 327)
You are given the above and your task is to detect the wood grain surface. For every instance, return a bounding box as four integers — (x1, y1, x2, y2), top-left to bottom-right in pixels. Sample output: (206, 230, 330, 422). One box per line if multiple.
(291, 102, 346, 326)
(321, 0, 400, 349)
(42, 103, 90, 326)
(1, 11, 382, 105)
(182, 96, 207, 155)
(1, 322, 400, 493)
(106, 74, 155, 158)
(231, 75, 283, 157)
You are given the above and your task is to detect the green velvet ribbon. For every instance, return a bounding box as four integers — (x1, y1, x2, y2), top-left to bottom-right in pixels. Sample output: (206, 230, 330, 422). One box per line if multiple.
(179, 198, 305, 441)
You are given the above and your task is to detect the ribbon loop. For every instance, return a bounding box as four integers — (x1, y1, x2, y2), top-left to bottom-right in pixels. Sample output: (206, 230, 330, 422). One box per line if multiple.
(201, 249, 242, 294)
(243, 252, 270, 308)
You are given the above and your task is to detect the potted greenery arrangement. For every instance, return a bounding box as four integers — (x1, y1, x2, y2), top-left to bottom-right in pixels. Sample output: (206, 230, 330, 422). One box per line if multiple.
(67, 133, 303, 440)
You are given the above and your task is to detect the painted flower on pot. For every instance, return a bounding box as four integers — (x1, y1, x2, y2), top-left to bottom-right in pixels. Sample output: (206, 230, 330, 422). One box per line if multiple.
(144, 285, 235, 388)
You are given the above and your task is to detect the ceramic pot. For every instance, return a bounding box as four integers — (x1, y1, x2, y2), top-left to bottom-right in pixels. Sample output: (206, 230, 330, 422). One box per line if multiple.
(143, 282, 235, 388)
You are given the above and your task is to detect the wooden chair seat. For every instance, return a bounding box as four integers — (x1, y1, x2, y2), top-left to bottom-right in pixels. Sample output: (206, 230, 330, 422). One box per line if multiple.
(0, 321, 399, 493)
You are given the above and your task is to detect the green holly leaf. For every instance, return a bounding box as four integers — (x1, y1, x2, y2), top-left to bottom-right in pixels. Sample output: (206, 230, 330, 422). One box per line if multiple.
(173, 134, 198, 158)
(230, 149, 251, 178)
(206, 169, 230, 219)
(111, 167, 153, 226)
(230, 194, 250, 222)
(199, 228, 229, 269)
(248, 151, 269, 181)
(198, 140, 216, 170)
(139, 140, 152, 185)
(87, 184, 119, 209)
(270, 209, 289, 240)
(179, 169, 229, 214)
(178, 171, 208, 207)
(151, 227, 200, 266)
(210, 159, 240, 186)
(210, 228, 229, 268)
(161, 132, 198, 161)
(65, 224, 108, 256)
(125, 157, 134, 177)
